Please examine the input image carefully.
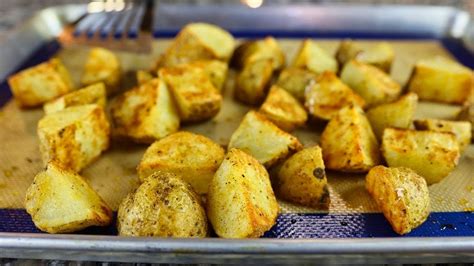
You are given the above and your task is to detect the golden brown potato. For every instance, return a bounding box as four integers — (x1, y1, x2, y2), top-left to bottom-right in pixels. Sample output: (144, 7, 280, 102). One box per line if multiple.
(457, 103, 474, 140)
(159, 64, 222, 122)
(293, 39, 338, 75)
(414, 119, 472, 153)
(137, 131, 225, 194)
(381, 128, 460, 184)
(340, 60, 401, 107)
(366, 166, 430, 235)
(234, 59, 273, 105)
(38, 104, 110, 172)
(274, 146, 330, 208)
(186, 60, 228, 91)
(8, 58, 73, 108)
(275, 67, 317, 102)
(259, 85, 308, 132)
(408, 56, 473, 105)
(81, 47, 121, 95)
(228, 111, 303, 168)
(111, 78, 180, 143)
(336, 40, 394, 73)
(305, 71, 366, 121)
(117, 172, 208, 237)
(25, 162, 112, 234)
(367, 92, 418, 139)
(321, 105, 380, 173)
(136, 70, 154, 86)
(231, 37, 285, 70)
(43, 82, 107, 114)
(207, 148, 278, 238)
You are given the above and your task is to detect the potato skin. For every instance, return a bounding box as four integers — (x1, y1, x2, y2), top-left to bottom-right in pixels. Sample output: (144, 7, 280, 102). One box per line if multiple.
(381, 128, 460, 185)
(414, 119, 472, 153)
(117, 172, 208, 237)
(43, 82, 107, 114)
(231, 37, 285, 71)
(207, 148, 279, 238)
(336, 40, 394, 73)
(274, 146, 330, 209)
(81, 47, 121, 96)
(235, 59, 274, 105)
(366, 166, 430, 235)
(457, 103, 474, 141)
(276, 67, 316, 102)
(293, 39, 338, 75)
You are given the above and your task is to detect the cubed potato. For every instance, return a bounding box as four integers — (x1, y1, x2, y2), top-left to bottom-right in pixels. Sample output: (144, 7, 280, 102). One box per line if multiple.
(381, 128, 460, 184)
(228, 111, 303, 168)
(111, 79, 180, 143)
(207, 148, 279, 238)
(231, 37, 285, 70)
(157, 23, 235, 68)
(81, 47, 121, 96)
(118, 172, 208, 237)
(408, 56, 473, 104)
(321, 105, 381, 172)
(43, 82, 107, 114)
(414, 119, 472, 153)
(159, 64, 222, 122)
(292, 39, 338, 75)
(7, 58, 73, 108)
(340, 60, 401, 107)
(367, 92, 418, 139)
(275, 67, 317, 102)
(187, 60, 228, 91)
(305, 71, 366, 121)
(336, 40, 394, 73)
(234, 59, 274, 105)
(136, 70, 154, 86)
(259, 85, 308, 131)
(274, 146, 330, 208)
(38, 104, 110, 172)
(25, 162, 112, 233)
(137, 131, 225, 194)
(366, 166, 430, 235)
(457, 103, 474, 140)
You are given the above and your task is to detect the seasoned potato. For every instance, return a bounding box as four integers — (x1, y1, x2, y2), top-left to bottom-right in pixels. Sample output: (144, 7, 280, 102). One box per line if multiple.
(207, 148, 278, 238)
(81, 47, 121, 95)
(457, 103, 474, 140)
(275, 67, 317, 102)
(111, 78, 180, 143)
(381, 128, 460, 184)
(117, 172, 208, 237)
(305, 71, 366, 121)
(293, 39, 338, 75)
(136, 70, 154, 86)
(408, 56, 473, 104)
(366, 166, 430, 235)
(340, 60, 401, 107)
(234, 59, 273, 105)
(367, 92, 418, 139)
(43, 82, 107, 114)
(232, 37, 285, 70)
(157, 22, 235, 68)
(228, 111, 303, 168)
(259, 85, 308, 131)
(414, 119, 472, 153)
(38, 104, 110, 172)
(8, 58, 73, 108)
(336, 40, 394, 73)
(25, 162, 112, 234)
(187, 60, 228, 91)
(137, 131, 225, 194)
(274, 146, 330, 208)
(321, 105, 380, 173)
(159, 64, 222, 122)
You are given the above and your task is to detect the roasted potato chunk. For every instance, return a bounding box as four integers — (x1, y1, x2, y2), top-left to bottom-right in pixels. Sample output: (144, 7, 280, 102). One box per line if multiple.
(186, 60, 228, 91)
(232, 37, 285, 70)
(305, 71, 366, 121)
(340, 60, 401, 107)
(336, 40, 394, 73)
(274, 146, 330, 208)
(321, 105, 380, 172)
(137, 131, 225, 194)
(228, 111, 303, 168)
(293, 39, 338, 75)
(408, 56, 473, 104)
(136, 70, 154, 86)
(117, 172, 208, 237)
(381, 128, 460, 184)
(38, 104, 110, 172)
(234, 59, 273, 105)
(414, 119, 472, 153)
(367, 92, 418, 139)
(207, 148, 278, 238)
(81, 47, 121, 95)
(275, 67, 316, 102)
(366, 166, 430, 235)
(111, 78, 180, 143)
(159, 64, 222, 122)
(43, 82, 107, 114)
(259, 85, 308, 131)
(25, 162, 112, 234)
(457, 103, 474, 140)
(8, 58, 73, 108)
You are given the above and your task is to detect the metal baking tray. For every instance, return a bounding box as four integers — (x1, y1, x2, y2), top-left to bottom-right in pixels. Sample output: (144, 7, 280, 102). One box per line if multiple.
(0, 3, 473, 264)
